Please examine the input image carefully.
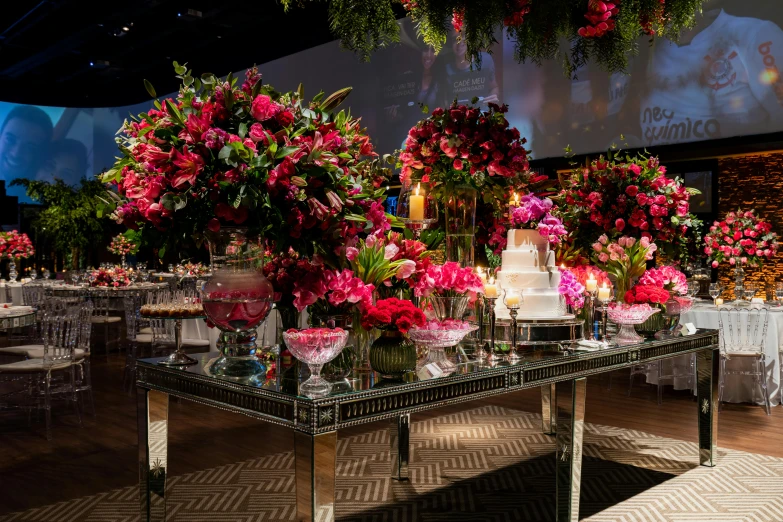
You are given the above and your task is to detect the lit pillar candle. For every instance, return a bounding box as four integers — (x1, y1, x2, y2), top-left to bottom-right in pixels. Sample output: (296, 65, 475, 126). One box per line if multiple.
(715, 298, 724, 306)
(597, 283, 610, 301)
(484, 279, 498, 298)
(508, 192, 520, 218)
(477, 267, 487, 284)
(585, 275, 597, 292)
(409, 182, 425, 221)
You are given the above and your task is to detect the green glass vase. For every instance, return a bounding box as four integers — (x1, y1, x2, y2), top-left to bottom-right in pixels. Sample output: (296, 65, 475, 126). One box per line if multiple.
(368, 330, 416, 380)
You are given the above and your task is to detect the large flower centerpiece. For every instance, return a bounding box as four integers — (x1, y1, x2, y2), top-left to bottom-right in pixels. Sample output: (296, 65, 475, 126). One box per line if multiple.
(559, 154, 701, 263)
(102, 64, 391, 262)
(0, 230, 34, 259)
(592, 235, 657, 300)
(90, 266, 132, 288)
(703, 209, 779, 269)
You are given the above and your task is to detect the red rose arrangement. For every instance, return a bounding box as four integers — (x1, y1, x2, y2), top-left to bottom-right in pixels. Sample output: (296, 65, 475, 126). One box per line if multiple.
(103, 63, 391, 261)
(703, 209, 778, 268)
(0, 230, 34, 259)
(559, 154, 701, 262)
(623, 284, 670, 305)
(108, 234, 138, 256)
(360, 298, 426, 333)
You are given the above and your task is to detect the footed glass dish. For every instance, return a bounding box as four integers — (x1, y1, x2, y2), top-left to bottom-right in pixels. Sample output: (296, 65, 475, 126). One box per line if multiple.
(607, 305, 660, 346)
(283, 328, 349, 398)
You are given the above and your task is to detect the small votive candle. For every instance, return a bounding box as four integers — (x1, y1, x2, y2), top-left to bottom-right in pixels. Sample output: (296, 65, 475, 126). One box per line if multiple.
(585, 275, 597, 292)
(597, 283, 611, 301)
(484, 279, 498, 298)
(715, 298, 724, 306)
(505, 295, 520, 307)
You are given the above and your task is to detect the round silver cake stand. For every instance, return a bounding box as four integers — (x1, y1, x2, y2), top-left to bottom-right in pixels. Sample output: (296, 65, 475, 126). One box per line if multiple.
(475, 318, 585, 348)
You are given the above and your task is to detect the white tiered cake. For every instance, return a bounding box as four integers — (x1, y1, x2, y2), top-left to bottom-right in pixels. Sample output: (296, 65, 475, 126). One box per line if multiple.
(495, 229, 570, 320)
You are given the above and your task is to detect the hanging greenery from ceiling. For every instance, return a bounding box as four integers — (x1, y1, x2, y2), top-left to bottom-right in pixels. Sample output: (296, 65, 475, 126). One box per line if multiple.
(282, 0, 708, 75)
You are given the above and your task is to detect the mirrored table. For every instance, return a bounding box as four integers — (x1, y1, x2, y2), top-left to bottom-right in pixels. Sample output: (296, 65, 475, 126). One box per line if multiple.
(136, 329, 719, 522)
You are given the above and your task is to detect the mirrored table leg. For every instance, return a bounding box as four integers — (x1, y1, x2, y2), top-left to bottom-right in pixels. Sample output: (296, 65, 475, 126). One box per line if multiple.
(697, 347, 719, 467)
(138, 388, 169, 522)
(541, 383, 557, 435)
(390, 414, 411, 480)
(295, 430, 337, 522)
(555, 378, 586, 522)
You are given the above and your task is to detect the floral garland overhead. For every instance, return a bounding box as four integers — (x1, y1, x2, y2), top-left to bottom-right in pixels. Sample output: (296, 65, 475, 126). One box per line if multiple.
(282, 0, 707, 75)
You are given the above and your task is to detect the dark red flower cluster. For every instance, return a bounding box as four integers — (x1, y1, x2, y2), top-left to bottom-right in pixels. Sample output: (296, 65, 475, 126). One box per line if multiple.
(503, 0, 531, 27)
(559, 154, 699, 260)
(360, 298, 426, 333)
(262, 248, 322, 308)
(624, 284, 669, 305)
(578, 0, 620, 38)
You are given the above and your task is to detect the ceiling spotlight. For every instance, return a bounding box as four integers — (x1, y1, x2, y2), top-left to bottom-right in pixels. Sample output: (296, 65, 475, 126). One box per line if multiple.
(89, 61, 94, 67)
(177, 12, 182, 17)
(122, 26, 130, 32)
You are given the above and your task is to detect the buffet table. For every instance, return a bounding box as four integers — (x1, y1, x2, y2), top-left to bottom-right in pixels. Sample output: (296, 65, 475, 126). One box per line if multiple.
(136, 330, 719, 522)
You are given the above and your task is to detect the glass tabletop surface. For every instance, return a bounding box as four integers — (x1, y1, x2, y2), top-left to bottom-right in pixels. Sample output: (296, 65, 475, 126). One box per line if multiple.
(137, 329, 716, 402)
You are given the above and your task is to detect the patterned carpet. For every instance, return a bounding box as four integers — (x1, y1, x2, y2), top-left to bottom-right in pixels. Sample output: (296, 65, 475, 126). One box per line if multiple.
(3, 405, 783, 522)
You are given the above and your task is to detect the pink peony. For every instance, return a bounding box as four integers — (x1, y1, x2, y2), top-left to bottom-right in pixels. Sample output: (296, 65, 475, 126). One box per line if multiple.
(250, 94, 282, 121)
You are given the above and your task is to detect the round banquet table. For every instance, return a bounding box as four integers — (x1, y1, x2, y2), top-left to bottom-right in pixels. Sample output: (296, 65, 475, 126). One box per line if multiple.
(645, 302, 783, 407)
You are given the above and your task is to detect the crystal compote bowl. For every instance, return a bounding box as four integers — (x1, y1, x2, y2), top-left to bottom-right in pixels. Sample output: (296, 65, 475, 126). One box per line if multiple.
(283, 328, 349, 398)
(408, 320, 479, 371)
(607, 305, 660, 346)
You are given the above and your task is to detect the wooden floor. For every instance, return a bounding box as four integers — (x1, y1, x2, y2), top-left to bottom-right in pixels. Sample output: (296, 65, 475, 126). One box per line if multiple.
(1, 349, 782, 515)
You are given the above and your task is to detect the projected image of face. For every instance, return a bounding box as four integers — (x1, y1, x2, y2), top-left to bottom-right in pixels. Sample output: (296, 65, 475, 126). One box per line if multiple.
(36, 139, 89, 185)
(0, 106, 53, 184)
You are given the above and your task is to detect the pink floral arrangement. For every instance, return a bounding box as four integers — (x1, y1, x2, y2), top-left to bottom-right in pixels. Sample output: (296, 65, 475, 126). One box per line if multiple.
(703, 209, 778, 268)
(0, 230, 34, 259)
(173, 262, 210, 277)
(102, 63, 391, 260)
(592, 235, 657, 298)
(558, 268, 586, 309)
(107, 234, 138, 256)
(292, 267, 375, 313)
(413, 262, 485, 298)
(89, 267, 132, 287)
(510, 194, 567, 245)
(639, 266, 688, 295)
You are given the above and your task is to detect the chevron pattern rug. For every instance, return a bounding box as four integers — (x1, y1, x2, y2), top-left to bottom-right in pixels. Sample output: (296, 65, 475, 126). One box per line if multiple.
(3, 405, 783, 522)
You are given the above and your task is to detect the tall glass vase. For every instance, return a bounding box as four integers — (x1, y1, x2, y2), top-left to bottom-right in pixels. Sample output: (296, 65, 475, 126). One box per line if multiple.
(444, 184, 477, 268)
(733, 265, 745, 302)
(202, 228, 274, 383)
(7, 259, 17, 282)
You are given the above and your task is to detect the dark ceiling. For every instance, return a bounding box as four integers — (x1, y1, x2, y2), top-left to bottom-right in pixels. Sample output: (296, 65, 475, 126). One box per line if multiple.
(0, 0, 347, 108)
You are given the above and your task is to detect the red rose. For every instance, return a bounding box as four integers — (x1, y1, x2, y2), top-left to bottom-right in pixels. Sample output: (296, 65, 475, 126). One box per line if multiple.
(625, 185, 639, 197)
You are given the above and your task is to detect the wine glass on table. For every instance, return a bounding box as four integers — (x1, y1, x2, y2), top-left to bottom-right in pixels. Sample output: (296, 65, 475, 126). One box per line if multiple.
(70, 270, 80, 287)
(708, 283, 721, 306)
(775, 282, 783, 307)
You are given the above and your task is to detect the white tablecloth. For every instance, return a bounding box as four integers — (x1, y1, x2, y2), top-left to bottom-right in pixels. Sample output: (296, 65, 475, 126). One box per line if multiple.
(0, 284, 24, 306)
(675, 304, 783, 406)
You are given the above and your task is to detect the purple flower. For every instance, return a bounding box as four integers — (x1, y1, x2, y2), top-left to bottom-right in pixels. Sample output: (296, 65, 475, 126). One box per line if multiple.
(558, 268, 585, 309)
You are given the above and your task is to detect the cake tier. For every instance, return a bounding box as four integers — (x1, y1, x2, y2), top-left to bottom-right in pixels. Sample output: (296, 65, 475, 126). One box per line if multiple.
(501, 250, 541, 270)
(498, 270, 551, 289)
(495, 290, 563, 319)
(507, 229, 549, 252)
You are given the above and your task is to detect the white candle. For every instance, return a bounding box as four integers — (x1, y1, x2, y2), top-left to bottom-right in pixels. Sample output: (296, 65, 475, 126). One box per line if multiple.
(505, 295, 520, 307)
(477, 267, 487, 284)
(409, 183, 425, 221)
(484, 280, 498, 298)
(715, 298, 724, 306)
(585, 275, 597, 292)
(509, 192, 520, 217)
(597, 283, 610, 301)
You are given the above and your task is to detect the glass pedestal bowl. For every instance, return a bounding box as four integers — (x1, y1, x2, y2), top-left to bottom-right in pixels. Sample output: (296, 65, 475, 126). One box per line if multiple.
(408, 321, 478, 373)
(283, 328, 349, 398)
(607, 305, 660, 346)
(654, 295, 694, 340)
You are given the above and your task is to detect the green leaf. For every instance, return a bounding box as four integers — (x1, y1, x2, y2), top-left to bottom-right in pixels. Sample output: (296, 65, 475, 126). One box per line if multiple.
(238, 122, 248, 139)
(275, 146, 300, 159)
(297, 83, 304, 100)
(173, 62, 187, 75)
(320, 87, 352, 112)
(183, 75, 193, 87)
(158, 245, 167, 259)
(143, 79, 157, 98)
(201, 73, 214, 85)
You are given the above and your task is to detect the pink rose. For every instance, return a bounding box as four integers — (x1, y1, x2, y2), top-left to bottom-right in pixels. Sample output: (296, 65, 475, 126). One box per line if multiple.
(251, 94, 282, 121)
(625, 185, 639, 197)
(615, 218, 625, 231)
(712, 260, 719, 268)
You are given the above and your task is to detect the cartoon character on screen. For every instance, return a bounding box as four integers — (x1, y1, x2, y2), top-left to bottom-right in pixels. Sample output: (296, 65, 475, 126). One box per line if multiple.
(0, 105, 53, 184)
(641, 1, 783, 147)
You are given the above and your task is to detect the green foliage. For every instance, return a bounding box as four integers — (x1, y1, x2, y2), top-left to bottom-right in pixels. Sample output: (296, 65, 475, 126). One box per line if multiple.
(283, 0, 707, 76)
(11, 178, 113, 259)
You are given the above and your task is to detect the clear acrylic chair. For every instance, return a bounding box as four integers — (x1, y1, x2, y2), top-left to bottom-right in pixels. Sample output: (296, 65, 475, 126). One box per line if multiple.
(718, 306, 771, 415)
(628, 355, 696, 405)
(0, 307, 83, 440)
(90, 294, 122, 358)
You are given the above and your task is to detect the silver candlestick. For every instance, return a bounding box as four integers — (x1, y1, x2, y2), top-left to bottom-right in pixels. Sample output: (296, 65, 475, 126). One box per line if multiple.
(483, 296, 500, 362)
(503, 289, 522, 363)
(584, 289, 598, 341)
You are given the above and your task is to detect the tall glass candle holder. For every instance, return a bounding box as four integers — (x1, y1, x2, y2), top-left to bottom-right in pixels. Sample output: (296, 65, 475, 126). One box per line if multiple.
(503, 288, 522, 363)
(396, 179, 438, 241)
(483, 296, 499, 362)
